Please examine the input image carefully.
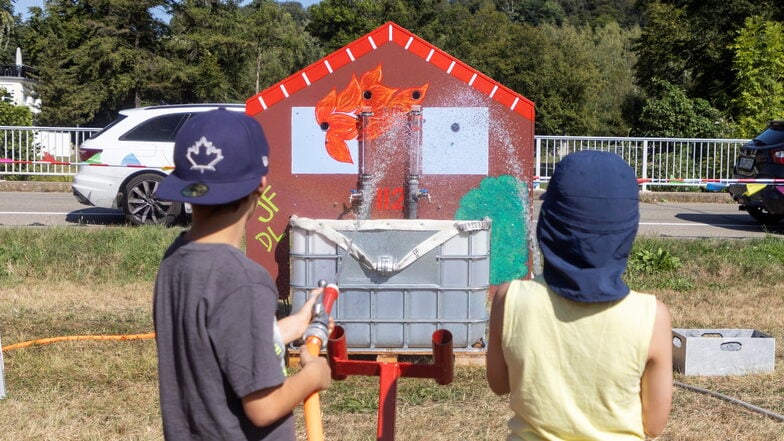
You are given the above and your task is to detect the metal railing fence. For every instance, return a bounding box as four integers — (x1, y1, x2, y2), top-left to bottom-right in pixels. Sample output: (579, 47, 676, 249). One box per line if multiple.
(0, 126, 100, 177)
(535, 136, 750, 190)
(0, 126, 751, 190)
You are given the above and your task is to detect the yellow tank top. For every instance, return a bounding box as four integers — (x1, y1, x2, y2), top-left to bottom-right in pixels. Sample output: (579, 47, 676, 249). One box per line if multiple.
(501, 277, 657, 441)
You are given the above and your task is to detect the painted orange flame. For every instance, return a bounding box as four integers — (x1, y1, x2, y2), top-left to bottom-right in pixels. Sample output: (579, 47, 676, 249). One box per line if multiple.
(315, 90, 337, 125)
(325, 131, 354, 164)
(336, 75, 361, 113)
(388, 84, 429, 112)
(360, 65, 397, 112)
(314, 65, 429, 163)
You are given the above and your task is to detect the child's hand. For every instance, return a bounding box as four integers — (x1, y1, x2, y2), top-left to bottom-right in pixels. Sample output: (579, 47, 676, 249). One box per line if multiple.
(305, 286, 323, 307)
(298, 287, 324, 323)
(299, 347, 332, 391)
(279, 287, 326, 344)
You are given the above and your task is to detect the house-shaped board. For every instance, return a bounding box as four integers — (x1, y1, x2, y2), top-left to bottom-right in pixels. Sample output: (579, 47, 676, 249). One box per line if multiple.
(245, 22, 535, 299)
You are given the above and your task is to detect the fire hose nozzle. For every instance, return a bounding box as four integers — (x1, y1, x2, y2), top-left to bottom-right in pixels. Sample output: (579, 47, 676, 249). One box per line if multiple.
(304, 319, 330, 347)
(304, 304, 329, 345)
(303, 282, 340, 345)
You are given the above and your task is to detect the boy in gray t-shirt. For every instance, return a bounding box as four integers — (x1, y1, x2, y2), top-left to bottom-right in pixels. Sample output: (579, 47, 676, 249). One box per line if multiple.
(153, 109, 331, 440)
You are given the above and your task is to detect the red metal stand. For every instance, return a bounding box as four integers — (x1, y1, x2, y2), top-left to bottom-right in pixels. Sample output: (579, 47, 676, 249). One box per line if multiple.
(327, 325, 454, 441)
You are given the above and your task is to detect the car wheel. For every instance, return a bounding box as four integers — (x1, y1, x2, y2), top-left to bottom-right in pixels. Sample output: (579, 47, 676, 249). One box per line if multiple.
(746, 206, 784, 225)
(123, 173, 183, 226)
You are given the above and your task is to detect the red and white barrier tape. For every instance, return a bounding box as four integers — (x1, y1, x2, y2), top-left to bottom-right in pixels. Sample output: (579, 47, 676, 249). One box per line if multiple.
(533, 177, 784, 185)
(0, 158, 173, 170)
(2, 158, 782, 185)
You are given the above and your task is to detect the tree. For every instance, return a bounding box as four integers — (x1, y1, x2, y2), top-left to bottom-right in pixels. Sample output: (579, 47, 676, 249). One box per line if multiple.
(632, 2, 691, 97)
(634, 79, 728, 138)
(245, 0, 322, 94)
(163, 0, 319, 103)
(0, 88, 32, 125)
(591, 21, 639, 135)
(0, 0, 12, 57)
(498, 21, 640, 135)
(426, 0, 516, 80)
(497, 0, 640, 27)
(677, 0, 776, 110)
(533, 23, 605, 135)
(0, 87, 34, 180)
(306, 0, 386, 51)
(635, 0, 783, 115)
(731, 16, 784, 137)
(494, 0, 566, 25)
(20, 0, 169, 126)
(165, 0, 251, 103)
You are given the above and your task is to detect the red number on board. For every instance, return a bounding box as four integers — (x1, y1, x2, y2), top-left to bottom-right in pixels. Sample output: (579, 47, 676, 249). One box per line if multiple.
(375, 187, 405, 211)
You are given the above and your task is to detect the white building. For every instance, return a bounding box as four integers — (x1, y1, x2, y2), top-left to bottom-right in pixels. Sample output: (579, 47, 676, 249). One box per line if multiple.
(0, 47, 41, 113)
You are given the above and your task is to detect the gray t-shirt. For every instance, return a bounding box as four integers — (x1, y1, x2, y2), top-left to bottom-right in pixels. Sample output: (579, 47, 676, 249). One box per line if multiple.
(154, 235, 292, 440)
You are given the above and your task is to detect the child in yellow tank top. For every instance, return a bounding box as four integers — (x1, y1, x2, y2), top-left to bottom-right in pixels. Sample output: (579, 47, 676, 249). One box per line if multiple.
(486, 151, 672, 440)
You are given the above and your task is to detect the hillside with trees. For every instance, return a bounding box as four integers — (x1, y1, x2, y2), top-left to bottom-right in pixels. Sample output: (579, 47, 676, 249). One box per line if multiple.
(0, 0, 782, 137)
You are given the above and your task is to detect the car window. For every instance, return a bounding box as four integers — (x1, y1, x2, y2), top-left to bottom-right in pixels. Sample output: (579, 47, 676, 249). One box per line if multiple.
(755, 127, 784, 146)
(88, 114, 128, 140)
(120, 113, 188, 142)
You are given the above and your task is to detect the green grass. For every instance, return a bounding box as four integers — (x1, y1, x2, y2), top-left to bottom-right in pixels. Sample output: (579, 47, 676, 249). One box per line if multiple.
(626, 236, 784, 291)
(4, 227, 784, 290)
(3, 228, 784, 440)
(0, 226, 181, 285)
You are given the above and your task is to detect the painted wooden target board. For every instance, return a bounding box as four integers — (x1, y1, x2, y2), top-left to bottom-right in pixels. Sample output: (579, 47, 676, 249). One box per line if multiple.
(244, 22, 535, 298)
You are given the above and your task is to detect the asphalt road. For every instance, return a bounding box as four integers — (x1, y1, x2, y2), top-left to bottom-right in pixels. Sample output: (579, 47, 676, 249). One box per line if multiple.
(634, 201, 783, 238)
(1, 190, 782, 238)
(0, 191, 126, 226)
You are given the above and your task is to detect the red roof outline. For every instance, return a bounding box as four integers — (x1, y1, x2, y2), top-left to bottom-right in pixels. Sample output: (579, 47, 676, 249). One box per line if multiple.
(245, 21, 535, 122)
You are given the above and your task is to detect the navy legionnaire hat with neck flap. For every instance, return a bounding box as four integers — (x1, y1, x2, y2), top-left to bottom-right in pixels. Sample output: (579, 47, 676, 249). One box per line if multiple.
(156, 108, 270, 205)
(536, 150, 640, 303)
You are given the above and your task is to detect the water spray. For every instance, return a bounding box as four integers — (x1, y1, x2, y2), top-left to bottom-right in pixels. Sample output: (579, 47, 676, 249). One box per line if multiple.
(350, 107, 376, 219)
(404, 105, 430, 219)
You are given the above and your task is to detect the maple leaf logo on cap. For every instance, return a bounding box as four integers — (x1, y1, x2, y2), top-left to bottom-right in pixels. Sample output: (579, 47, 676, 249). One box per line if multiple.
(186, 136, 224, 173)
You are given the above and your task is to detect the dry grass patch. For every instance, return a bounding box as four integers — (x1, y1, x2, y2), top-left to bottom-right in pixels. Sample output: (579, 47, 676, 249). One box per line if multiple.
(305, 368, 511, 441)
(2, 340, 161, 441)
(3, 234, 784, 440)
(3, 280, 784, 440)
(656, 278, 784, 441)
(0, 281, 153, 343)
(1, 280, 159, 441)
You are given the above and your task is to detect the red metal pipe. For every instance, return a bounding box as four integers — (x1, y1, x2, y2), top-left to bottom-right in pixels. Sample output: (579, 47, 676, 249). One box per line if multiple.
(431, 329, 454, 385)
(378, 363, 401, 441)
(327, 326, 348, 381)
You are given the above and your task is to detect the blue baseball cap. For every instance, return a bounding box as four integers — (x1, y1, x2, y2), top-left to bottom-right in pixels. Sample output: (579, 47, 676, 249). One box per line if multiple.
(156, 108, 270, 205)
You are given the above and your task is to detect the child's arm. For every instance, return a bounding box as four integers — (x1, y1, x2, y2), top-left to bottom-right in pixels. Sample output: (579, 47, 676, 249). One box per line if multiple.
(278, 288, 324, 344)
(486, 282, 511, 395)
(640, 300, 673, 438)
(241, 348, 331, 427)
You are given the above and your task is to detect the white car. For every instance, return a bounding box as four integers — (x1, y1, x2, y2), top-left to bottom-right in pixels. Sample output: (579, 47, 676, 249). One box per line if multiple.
(72, 103, 245, 226)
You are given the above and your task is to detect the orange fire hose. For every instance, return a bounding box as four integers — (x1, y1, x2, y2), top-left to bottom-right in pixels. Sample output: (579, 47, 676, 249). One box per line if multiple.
(2, 333, 156, 352)
(303, 334, 326, 441)
(302, 283, 340, 441)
